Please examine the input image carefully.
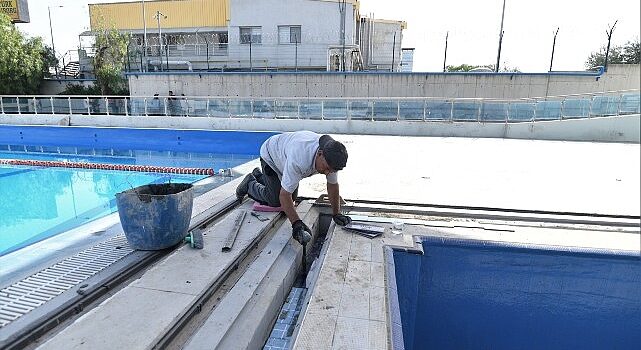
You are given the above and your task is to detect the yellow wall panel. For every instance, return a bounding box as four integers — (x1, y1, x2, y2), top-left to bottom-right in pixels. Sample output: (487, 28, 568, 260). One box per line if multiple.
(90, 0, 229, 31)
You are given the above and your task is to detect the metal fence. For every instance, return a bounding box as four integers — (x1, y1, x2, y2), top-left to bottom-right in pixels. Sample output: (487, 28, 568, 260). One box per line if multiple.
(1, 91, 639, 123)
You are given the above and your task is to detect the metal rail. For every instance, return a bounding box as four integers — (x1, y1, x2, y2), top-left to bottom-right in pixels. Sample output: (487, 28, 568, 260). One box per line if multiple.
(306, 196, 641, 228)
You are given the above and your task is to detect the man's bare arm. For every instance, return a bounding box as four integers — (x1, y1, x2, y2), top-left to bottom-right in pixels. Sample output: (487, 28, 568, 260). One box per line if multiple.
(280, 188, 300, 224)
(327, 182, 341, 215)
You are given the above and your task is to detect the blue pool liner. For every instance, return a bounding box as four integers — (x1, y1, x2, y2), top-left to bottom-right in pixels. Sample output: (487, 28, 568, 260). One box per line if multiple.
(386, 236, 641, 350)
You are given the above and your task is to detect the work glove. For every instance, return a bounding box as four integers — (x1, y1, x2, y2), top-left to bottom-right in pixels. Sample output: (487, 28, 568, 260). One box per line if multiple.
(332, 214, 352, 226)
(292, 220, 312, 245)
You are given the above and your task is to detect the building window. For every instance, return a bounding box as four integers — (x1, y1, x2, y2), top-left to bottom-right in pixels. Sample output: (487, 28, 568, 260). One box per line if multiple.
(278, 25, 301, 44)
(240, 27, 261, 44)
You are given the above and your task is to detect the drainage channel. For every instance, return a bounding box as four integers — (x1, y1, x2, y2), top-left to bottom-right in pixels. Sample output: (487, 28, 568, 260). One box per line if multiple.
(0, 196, 240, 350)
(263, 213, 333, 350)
(305, 196, 641, 228)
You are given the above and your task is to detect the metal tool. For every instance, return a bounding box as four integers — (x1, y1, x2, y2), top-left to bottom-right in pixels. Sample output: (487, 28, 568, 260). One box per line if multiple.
(250, 211, 269, 222)
(222, 210, 246, 252)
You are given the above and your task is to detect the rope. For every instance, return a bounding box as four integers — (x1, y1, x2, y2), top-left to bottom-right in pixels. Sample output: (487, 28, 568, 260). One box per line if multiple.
(0, 158, 217, 176)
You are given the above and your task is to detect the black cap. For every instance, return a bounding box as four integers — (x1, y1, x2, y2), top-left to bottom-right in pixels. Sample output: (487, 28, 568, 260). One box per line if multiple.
(320, 135, 348, 171)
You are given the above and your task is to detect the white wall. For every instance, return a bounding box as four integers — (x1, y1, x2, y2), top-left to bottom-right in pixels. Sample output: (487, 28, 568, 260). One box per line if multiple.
(229, 0, 356, 68)
(3, 113, 638, 143)
(369, 21, 403, 69)
(128, 64, 640, 98)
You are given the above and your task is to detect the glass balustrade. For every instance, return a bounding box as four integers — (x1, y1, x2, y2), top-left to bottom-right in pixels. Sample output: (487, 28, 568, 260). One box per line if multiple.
(452, 101, 481, 121)
(322, 101, 348, 120)
(349, 101, 372, 120)
(299, 101, 322, 120)
(1, 92, 638, 123)
(480, 102, 508, 122)
(426, 100, 452, 121)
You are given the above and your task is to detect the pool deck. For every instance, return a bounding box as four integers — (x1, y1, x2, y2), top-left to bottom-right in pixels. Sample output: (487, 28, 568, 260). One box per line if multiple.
(6, 136, 640, 350)
(293, 135, 640, 349)
(300, 135, 640, 216)
(293, 218, 639, 349)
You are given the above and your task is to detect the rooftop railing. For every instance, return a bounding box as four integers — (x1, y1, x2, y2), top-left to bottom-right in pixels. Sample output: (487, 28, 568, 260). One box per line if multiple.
(0, 91, 638, 122)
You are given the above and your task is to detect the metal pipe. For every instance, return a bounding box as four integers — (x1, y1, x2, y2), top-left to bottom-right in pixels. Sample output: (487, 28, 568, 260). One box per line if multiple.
(154, 11, 167, 71)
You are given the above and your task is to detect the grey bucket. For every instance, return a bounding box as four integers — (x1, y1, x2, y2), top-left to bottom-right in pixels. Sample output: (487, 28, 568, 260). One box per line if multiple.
(116, 183, 194, 250)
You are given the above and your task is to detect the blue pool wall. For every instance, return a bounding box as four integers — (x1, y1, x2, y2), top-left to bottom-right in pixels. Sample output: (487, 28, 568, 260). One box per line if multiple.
(386, 237, 641, 350)
(0, 125, 277, 155)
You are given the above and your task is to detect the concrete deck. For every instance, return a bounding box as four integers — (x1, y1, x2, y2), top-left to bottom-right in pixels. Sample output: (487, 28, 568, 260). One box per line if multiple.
(300, 136, 641, 217)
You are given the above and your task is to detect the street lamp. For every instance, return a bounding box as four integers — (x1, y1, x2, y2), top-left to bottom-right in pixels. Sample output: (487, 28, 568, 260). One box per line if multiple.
(48, 5, 64, 78)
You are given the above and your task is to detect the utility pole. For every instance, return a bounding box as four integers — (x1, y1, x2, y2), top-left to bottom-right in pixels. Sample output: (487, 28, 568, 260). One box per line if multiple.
(294, 30, 300, 71)
(142, 0, 148, 71)
(154, 11, 167, 71)
(443, 31, 449, 72)
(495, 0, 506, 72)
(249, 37, 253, 72)
(339, 0, 346, 72)
(548, 27, 559, 72)
(391, 32, 396, 72)
(604, 20, 617, 72)
(48, 5, 64, 78)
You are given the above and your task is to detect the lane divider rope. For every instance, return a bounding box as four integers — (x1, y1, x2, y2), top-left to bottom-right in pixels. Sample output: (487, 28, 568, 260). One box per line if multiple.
(0, 158, 218, 176)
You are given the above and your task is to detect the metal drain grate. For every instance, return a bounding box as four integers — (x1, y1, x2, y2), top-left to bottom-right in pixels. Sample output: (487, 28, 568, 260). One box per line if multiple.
(0, 235, 133, 328)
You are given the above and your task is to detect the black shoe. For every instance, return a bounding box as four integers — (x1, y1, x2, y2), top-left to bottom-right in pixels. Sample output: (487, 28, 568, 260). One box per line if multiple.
(252, 167, 264, 184)
(235, 174, 255, 200)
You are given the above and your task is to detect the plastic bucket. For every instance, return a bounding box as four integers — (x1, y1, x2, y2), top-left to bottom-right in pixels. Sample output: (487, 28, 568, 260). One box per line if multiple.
(116, 183, 194, 250)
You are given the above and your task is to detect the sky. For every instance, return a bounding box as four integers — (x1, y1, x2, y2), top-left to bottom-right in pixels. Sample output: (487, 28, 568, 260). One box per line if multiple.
(15, 0, 641, 72)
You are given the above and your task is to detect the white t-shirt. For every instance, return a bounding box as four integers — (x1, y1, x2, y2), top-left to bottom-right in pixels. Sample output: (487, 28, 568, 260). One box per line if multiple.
(260, 131, 338, 193)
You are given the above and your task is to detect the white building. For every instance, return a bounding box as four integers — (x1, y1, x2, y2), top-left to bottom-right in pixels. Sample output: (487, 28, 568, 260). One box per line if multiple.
(84, 0, 405, 73)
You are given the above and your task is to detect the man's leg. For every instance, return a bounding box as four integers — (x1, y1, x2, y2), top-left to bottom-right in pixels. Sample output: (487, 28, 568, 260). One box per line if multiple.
(252, 167, 265, 185)
(246, 160, 281, 206)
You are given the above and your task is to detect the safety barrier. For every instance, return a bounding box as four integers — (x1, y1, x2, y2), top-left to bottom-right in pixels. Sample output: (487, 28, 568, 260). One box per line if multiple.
(1, 90, 639, 123)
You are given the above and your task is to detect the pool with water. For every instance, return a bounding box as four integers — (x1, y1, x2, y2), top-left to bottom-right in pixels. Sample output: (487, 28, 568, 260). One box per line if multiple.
(0, 126, 275, 257)
(387, 237, 641, 350)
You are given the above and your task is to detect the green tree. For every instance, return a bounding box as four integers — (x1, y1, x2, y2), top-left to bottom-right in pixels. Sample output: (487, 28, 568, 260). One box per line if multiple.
(41, 45, 58, 78)
(0, 13, 47, 94)
(59, 83, 101, 95)
(92, 23, 130, 95)
(621, 38, 640, 64)
(585, 38, 640, 68)
(446, 63, 520, 73)
(446, 64, 487, 72)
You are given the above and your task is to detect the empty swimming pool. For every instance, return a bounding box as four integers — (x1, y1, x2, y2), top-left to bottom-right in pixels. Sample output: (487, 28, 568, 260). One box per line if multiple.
(0, 126, 275, 257)
(387, 237, 641, 350)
